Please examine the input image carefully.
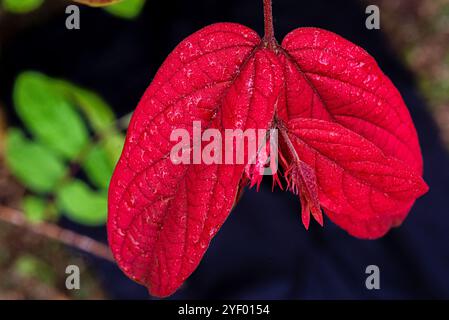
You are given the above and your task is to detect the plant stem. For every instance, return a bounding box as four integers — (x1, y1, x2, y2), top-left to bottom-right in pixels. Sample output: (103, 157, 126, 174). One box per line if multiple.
(263, 0, 275, 45)
(279, 128, 301, 164)
(0, 205, 113, 261)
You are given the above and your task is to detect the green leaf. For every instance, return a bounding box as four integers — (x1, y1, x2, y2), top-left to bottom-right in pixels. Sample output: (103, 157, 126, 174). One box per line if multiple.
(22, 196, 58, 223)
(56, 180, 107, 226)
(2, 0, 44, 14)
(54, 80, 116, 134)
(22, 196, 46, 223)
(103, 133, 125, 165)
(5, 129, 66, 193)
(82, 132, 124, 189)
(13, 72, 89, 159)
(82, 144, 114, 189)
(53, 81, 124, 189)
(104, 0, 145, 19)
(14, 254, 55, 284)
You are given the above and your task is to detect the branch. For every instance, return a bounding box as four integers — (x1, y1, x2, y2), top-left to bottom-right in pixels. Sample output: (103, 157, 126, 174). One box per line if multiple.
(72, 0, 123, 7)
(0, 205, 113, 262)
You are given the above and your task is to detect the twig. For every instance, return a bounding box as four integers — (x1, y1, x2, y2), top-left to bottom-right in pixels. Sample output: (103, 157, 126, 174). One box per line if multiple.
(0, 205, 113, 262)
(73, 0, 123, 8)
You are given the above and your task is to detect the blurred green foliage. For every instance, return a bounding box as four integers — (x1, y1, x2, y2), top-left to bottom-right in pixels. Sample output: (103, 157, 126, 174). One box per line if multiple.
(57, 180, 108, 226)
(6, 129, 66, 193)
(23, 195, 57, 223)
(14, 72, 89, 159)
(5, 71, 125, 227)
(104, 0, 146, 19)
(14, 254, 55, 285)
(1, 0, 146, 19)
(1, 0, 43, 13)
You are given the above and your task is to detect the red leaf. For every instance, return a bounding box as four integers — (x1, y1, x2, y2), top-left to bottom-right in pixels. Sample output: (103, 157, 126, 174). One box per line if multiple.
(278, 28, 423, 173)
(108, 16, 428, 296)
(284, 118, 428, 238)
(107, 23, 283, 297)
(276, 27, 427, 237)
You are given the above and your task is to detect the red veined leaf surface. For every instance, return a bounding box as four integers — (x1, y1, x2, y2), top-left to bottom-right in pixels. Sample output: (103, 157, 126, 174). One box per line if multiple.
(284, 118, 427, 238)
(276, 27, 427, 237)
(278, 28, 422, 173)
(108, 14, 428, 296)
(108, 23, 283, 297)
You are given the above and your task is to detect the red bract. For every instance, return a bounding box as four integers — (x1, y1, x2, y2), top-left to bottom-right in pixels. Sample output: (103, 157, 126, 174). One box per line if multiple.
(108, 1, 428, 297)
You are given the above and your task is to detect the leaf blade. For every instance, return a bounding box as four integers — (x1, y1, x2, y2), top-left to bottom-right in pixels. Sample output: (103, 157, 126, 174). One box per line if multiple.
(280, 27, 423, 173)
(5, 129, 66, 193)
(57, 180, 107, 226)
(104, 0, 145, 19)
(2, 0, 43, 13)
(13, 72, 89, 159)
(107, 23, 283, 297)
(287, 118, 428, 238)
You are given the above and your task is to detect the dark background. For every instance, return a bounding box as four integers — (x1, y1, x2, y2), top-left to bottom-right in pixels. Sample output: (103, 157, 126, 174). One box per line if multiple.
(1, 0, 448, 299)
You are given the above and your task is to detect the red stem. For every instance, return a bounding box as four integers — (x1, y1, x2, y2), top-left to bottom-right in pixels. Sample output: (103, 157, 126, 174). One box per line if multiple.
(263, 0, 275, 44)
